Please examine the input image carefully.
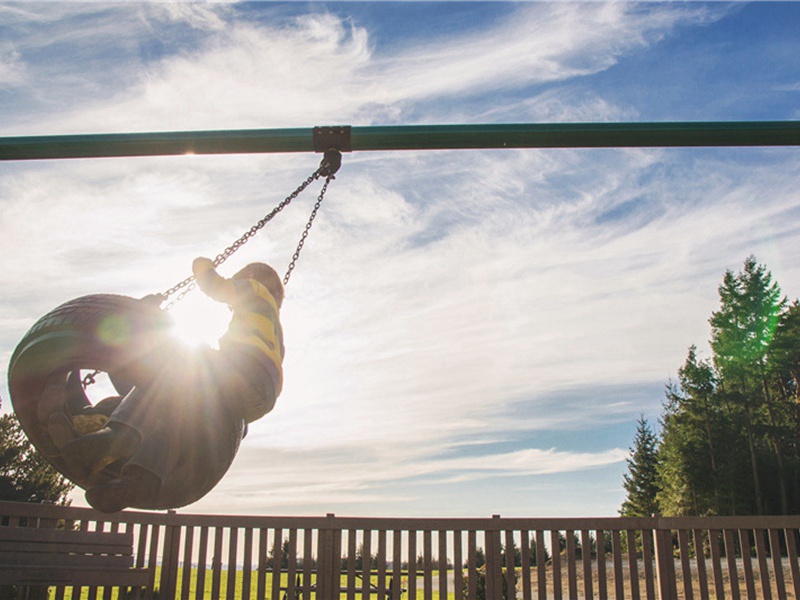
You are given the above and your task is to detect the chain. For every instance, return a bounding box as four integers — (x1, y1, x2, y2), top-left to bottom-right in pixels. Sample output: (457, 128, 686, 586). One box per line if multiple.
(284, 174, 333, 285)
(79, 153, 340, 389)
(158, 150, 341, 307)
(82, 370, 99, 389)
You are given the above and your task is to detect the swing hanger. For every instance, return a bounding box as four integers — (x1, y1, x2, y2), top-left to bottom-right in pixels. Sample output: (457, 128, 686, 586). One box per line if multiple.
(159, 147, 343, 308)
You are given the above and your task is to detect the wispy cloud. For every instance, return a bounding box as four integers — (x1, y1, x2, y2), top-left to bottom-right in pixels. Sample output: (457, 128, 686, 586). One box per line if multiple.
(192, 439, 628, 515)
(3, 3, 799, 517)
(2, 3, 720, 133)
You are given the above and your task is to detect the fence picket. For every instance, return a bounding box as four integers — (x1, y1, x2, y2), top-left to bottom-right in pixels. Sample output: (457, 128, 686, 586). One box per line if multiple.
(504, 530, 515, 600)
(439, 530, 448, 599)
(467, 529, 477, 600)
(678, 528, 694, 600)
(596, 530, 607, 600)
(226, 526, 238, 600)
(517, 529, 530, 600)
(423, 529, 433, 600)
(691, 529, 708, 600)
(611, 529, 624, 600)
(754, 528, 772, 600)
(534, 529, 546, 600)
(408, 529, 418, 600)
(768, 529, 786, 600)
(567, 530, 578, 599)
(302, 528, 313, 599)
(551, 529, 563, 600)
(626, 529, 641, 600)
(739, 528, 756, 600)
(785, 528, 800, 600)
(181, 525, 194, 600)
(708, 529, 725, 600)
(453, 530, 464, 600)
(5, 501, 800, 600)
(581, 529, 594, 600)
(196, 526, 209, 600)
(724, 529, 741, 600)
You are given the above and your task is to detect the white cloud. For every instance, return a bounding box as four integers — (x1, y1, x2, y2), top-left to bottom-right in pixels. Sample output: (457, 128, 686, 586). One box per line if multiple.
(144, 2, 232, 31)
(5, 3, 799, 518)
(5, 2, 719, 134)
(366, 3, 712, 106)
(0, 44, 25, 86)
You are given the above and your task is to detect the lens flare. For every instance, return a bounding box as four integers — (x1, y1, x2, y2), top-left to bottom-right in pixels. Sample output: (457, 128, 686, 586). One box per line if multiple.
(169, 294, 231, 349)
(96, 315, 132, 346)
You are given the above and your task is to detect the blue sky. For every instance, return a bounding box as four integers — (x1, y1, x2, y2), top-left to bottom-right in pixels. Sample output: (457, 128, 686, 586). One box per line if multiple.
(1, 2, 800, 518)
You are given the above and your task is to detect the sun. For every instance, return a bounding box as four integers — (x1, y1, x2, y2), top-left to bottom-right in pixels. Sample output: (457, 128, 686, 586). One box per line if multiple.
(168, 293, 231, 348)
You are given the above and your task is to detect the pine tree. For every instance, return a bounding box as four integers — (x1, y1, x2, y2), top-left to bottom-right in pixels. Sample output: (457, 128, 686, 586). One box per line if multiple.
(653, 257, 799, 516)
(620, 415, 660, 517)
(767, 301, 800, 511)
(0, 410, 74, 505)
(709, 256, 786, 513)
(657, 347, 753, 515)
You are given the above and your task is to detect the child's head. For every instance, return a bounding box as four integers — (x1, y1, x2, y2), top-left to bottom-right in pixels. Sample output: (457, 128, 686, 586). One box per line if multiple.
(233, 262, 285, 308)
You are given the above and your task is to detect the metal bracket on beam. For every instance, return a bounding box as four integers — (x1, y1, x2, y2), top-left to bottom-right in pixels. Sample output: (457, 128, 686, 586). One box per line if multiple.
(313, 126, 352, 153)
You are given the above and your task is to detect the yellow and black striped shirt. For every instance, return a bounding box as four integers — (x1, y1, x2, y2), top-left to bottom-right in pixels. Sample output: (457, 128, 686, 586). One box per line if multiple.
(193, 262, 284, 395)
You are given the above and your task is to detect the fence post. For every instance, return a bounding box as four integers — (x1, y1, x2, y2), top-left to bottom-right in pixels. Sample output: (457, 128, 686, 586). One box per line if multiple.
(160, 509, 181, 599)
(316, 513, 338, 598)
(653, 516, 677, 600)
(485, 515, 503, 599)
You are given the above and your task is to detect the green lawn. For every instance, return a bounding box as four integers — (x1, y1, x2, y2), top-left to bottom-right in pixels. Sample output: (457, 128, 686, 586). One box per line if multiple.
(49, 566, 460, 599)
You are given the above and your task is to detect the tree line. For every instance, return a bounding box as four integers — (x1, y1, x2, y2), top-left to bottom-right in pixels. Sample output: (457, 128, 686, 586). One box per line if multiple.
(622, 256, 800, 517)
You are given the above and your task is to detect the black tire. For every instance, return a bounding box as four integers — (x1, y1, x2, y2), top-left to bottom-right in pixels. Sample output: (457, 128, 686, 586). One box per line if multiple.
(7, 294, 173, 488)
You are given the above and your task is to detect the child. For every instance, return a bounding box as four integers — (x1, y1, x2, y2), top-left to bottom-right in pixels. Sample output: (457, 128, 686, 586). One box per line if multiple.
(61, 259, 286, 512)
(191, 257, 286, 423)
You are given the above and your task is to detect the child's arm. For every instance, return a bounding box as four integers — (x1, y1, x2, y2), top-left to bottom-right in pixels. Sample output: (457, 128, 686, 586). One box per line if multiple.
(192, 257, 239, 304)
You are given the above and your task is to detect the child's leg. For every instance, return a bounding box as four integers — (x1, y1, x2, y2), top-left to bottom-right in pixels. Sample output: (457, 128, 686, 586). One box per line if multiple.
(217, 351, 278, 423)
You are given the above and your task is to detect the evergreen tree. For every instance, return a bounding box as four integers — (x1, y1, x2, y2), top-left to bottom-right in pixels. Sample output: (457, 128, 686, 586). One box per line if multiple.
(652, 256, 800, 516)
(657, 349, 752, 515)
(768, 301, 800, 511)
(268, 538, 296, 569)
(709, 256, 787, 513)
(528, 535, 550, 566)
(0, 410, 74, 505)
(620, 415, 660, 517)
(769, 301, 800, 403)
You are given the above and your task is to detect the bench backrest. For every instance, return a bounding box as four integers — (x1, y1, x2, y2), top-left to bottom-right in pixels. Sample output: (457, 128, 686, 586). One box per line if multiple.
(0, 527, 135, 569)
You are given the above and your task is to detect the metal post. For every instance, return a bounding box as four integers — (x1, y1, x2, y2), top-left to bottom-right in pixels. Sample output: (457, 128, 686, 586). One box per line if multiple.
(1, 121, 799, 161)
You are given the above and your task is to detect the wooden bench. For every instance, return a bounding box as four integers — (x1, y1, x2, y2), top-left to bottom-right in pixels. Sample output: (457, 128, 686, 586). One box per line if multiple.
(0, 525, 149, 592)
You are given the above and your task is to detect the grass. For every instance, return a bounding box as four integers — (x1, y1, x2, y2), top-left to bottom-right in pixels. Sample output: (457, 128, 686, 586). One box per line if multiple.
(47, 567, 460, 599)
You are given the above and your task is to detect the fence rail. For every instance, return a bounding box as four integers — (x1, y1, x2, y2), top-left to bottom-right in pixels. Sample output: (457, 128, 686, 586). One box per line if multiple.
(2, 501, 800, 599)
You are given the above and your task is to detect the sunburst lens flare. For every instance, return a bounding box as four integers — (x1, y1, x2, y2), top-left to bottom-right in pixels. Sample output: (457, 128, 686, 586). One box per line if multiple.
(169, 294, 231, 349)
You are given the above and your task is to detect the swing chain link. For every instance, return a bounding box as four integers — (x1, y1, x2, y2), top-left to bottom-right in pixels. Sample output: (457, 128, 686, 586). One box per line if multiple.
(158, 150, 341, 307)
(284, 173, 333, 285)
(81, 370, 99, 389)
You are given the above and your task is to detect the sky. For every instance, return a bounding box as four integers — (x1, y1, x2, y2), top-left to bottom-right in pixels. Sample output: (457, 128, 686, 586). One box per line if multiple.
(1, 1, 799, 519)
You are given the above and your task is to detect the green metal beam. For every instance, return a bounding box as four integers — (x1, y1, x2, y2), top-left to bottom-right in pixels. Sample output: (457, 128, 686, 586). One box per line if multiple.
(1, 121, 799, 161)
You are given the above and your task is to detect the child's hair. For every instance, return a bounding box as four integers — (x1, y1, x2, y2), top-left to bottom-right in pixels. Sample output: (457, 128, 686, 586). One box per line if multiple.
(233, 262, 285, 307)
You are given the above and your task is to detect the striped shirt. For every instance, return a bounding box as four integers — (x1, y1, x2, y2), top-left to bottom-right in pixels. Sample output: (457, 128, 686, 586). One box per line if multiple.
(193, 263, 285, 395)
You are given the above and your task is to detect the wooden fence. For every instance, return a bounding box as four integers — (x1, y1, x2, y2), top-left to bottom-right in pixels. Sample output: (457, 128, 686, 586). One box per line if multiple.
(2, 500, 800, 599)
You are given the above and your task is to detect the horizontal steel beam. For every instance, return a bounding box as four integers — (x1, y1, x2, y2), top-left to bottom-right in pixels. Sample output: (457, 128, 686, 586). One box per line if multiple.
(1, 121, 799, 161)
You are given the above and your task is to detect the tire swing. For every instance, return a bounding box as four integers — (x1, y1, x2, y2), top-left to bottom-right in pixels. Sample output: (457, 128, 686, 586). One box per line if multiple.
(7, 149, 342, 510)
